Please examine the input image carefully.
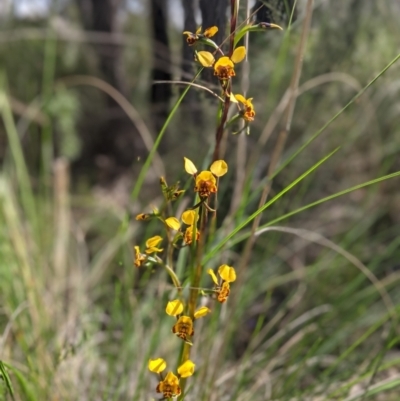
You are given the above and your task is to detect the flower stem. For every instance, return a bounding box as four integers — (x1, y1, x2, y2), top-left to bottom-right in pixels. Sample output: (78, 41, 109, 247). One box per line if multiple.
(213, 0, 238, 161)
(179, 204, 207, 397)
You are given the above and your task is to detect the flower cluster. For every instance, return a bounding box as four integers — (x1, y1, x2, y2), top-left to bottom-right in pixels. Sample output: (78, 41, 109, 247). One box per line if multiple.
(184, 157, 228, 200)
(134, 235, 163, 267)
(148, 358, 195, 398)
(136, 158, 237, 397)
(166, 299, 211, 344)
(185, 26, 258, 127)
(208, 264, 237, 303)
(138, 16, 282, 398)
(183, 26, 218, 46)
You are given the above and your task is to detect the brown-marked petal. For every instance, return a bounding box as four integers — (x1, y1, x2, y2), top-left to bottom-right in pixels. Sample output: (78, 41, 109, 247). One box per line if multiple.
(166, 299, 184, 316)
(148, 358, 166, 373)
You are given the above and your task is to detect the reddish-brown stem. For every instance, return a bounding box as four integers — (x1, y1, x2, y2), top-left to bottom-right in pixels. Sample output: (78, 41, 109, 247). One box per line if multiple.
(229, 0, 238, 56)
(213, 84, 231, 161)
(212, 0, 238, 161)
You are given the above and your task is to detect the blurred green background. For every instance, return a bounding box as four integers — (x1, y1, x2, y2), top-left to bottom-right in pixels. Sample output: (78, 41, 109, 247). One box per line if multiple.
(1, 1, 400, 400)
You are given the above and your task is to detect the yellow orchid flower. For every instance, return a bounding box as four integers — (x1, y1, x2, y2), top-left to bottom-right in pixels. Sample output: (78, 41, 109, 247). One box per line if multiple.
(184, 225, 200, 245)
(183, 25, 218, 45)
(172, 316, 194, 342)
(135, 213, 150, 221)
(196, 46, 247, 79)
(195, 171, 217, 198)
(235, 94, 256, 122)
(156, 371, 181, 398)
(144, 235, 164, 254)
(217, 281, 231, 303)
(149, 358, 195, 398)
(134, 236, 165, 266)
(214, 46, 246, 80)
(207, 265, 236, 303)
(166, 300, 210, 343)
(134, 246, 146, 267)
(184, 158, 228, 199)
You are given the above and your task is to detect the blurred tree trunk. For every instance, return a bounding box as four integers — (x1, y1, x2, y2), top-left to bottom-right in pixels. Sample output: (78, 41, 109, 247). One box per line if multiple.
(75, 0, 142, 181)
(252, 0, 297, 25)
(312, 0, 363, 74)
(150, 0, 172, 132)
(77, 0, 126, 95)
(181, 0, 197, 82)
(180, 0, 203, 123)
(199, 0, 228, 82)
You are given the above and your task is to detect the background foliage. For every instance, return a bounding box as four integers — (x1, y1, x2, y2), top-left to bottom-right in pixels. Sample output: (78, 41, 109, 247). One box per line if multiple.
(1, 0, 400, 400)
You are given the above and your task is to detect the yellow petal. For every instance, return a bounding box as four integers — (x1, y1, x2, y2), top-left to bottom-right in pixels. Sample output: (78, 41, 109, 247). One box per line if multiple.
(145, 235, 163, 248)
(214, 56, 234, 69)
(197, 51, 215, 67)
(181, 210, 198, 225)
(195, 26, 202, 35)
(204, 26, 218, 38)
(207, 269, 219, 285)
(145, 246, 163, 254)
(166, 299, 184, 316)
(218, 264, 236, 283)
(195, 170, 216, 185)
(148, 358, 166, 373)
(194, 306, 211, 319)
(229, 93, 238, 103)
(177, 360, 196, 378)
(184, 157, 198, 175)
(210, 160, 228, 177)
(165, 371, 180, 385)
(234, 94, 246, 105)
(165, 217, 181, 230)
(231, 46, 246, 63)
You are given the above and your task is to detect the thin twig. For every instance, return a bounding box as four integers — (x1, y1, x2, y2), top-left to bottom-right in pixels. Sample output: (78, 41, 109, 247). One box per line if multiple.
(153, 80, 224, 102)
